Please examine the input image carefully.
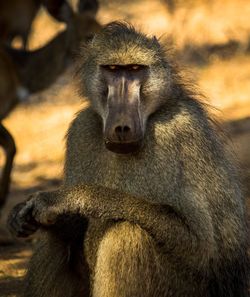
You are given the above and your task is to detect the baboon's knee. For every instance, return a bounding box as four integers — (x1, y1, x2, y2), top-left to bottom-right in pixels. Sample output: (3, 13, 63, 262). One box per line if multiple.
(24, 235, 85, 297)
(93, 222, 164, 297)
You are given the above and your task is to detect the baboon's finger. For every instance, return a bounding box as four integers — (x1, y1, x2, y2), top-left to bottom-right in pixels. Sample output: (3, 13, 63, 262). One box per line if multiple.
(7, 201, 40, 237)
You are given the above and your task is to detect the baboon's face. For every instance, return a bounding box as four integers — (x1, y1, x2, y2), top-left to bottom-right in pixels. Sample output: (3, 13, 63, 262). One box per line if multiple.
(97, 64, 150, 154)
(80, 23, 171, 154)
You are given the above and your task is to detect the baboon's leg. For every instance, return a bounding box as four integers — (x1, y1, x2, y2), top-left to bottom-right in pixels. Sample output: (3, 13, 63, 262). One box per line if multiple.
(24, 232, 89, 297)
(0, 123, 16, 208)
(93, 222, 166, 297)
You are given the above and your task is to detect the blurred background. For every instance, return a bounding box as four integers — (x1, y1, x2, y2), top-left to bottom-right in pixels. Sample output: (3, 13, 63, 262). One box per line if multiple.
(0, 0, 249, 295)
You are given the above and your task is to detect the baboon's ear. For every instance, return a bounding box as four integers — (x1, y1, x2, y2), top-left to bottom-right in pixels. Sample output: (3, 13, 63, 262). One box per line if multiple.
(77, 0, 99, 16)
(43, 0, 74, 23)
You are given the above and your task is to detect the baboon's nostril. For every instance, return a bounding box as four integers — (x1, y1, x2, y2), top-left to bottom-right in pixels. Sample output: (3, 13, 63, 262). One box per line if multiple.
(123, 126, 130, 133)
(114, 125, 131, 141)
(115, 126, 122, 133)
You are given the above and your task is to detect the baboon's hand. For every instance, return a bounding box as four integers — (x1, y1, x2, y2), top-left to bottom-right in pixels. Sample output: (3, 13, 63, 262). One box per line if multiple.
(26, 191, 61, 226)
(7, 191, 58, 238)
(7, 200, 40, 238)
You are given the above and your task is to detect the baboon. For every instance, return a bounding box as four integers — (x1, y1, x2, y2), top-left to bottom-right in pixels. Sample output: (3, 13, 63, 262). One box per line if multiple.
(0, 0, 41, 48)
(0, 0, 85, 49)
(8, 22, 249, 297)
(4, 1, 101, 93)
(0, 0, 101, 209)
(42, 0, 77, 23)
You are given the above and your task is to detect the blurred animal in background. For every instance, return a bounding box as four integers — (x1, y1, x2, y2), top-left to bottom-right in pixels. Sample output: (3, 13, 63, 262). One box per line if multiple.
(43, 0, 77, 23)
(8, 22, 249, 297)
(0, 48, 23, 210)
(0, 0, 101, 210)
(0, 0, 95, 49)
(0, 0, 41, 49)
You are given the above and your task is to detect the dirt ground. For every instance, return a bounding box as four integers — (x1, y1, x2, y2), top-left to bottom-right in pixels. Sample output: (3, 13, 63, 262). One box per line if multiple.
(0, 0, 250, 296)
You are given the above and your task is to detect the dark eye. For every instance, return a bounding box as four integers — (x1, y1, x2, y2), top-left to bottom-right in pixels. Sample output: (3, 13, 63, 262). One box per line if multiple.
(128, 64, 146, 71)
(101, 65, 120, 72)
(101, 64, 147, 72)
(109, 65, 117, 70)
(131, 65, 140, 70)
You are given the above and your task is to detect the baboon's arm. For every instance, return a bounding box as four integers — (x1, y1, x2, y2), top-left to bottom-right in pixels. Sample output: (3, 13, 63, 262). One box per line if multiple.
(11, 185, 214, 264)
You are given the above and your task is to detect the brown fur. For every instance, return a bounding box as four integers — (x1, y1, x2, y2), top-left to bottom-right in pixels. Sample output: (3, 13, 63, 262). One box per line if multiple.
(8, 22, 249, 297)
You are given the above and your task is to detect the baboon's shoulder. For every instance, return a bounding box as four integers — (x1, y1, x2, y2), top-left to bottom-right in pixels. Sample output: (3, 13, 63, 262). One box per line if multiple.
(67, 107, 101, 142)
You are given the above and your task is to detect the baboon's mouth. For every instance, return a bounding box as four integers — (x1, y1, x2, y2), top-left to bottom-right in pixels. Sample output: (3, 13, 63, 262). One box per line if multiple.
(104, 140, 143, 154)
